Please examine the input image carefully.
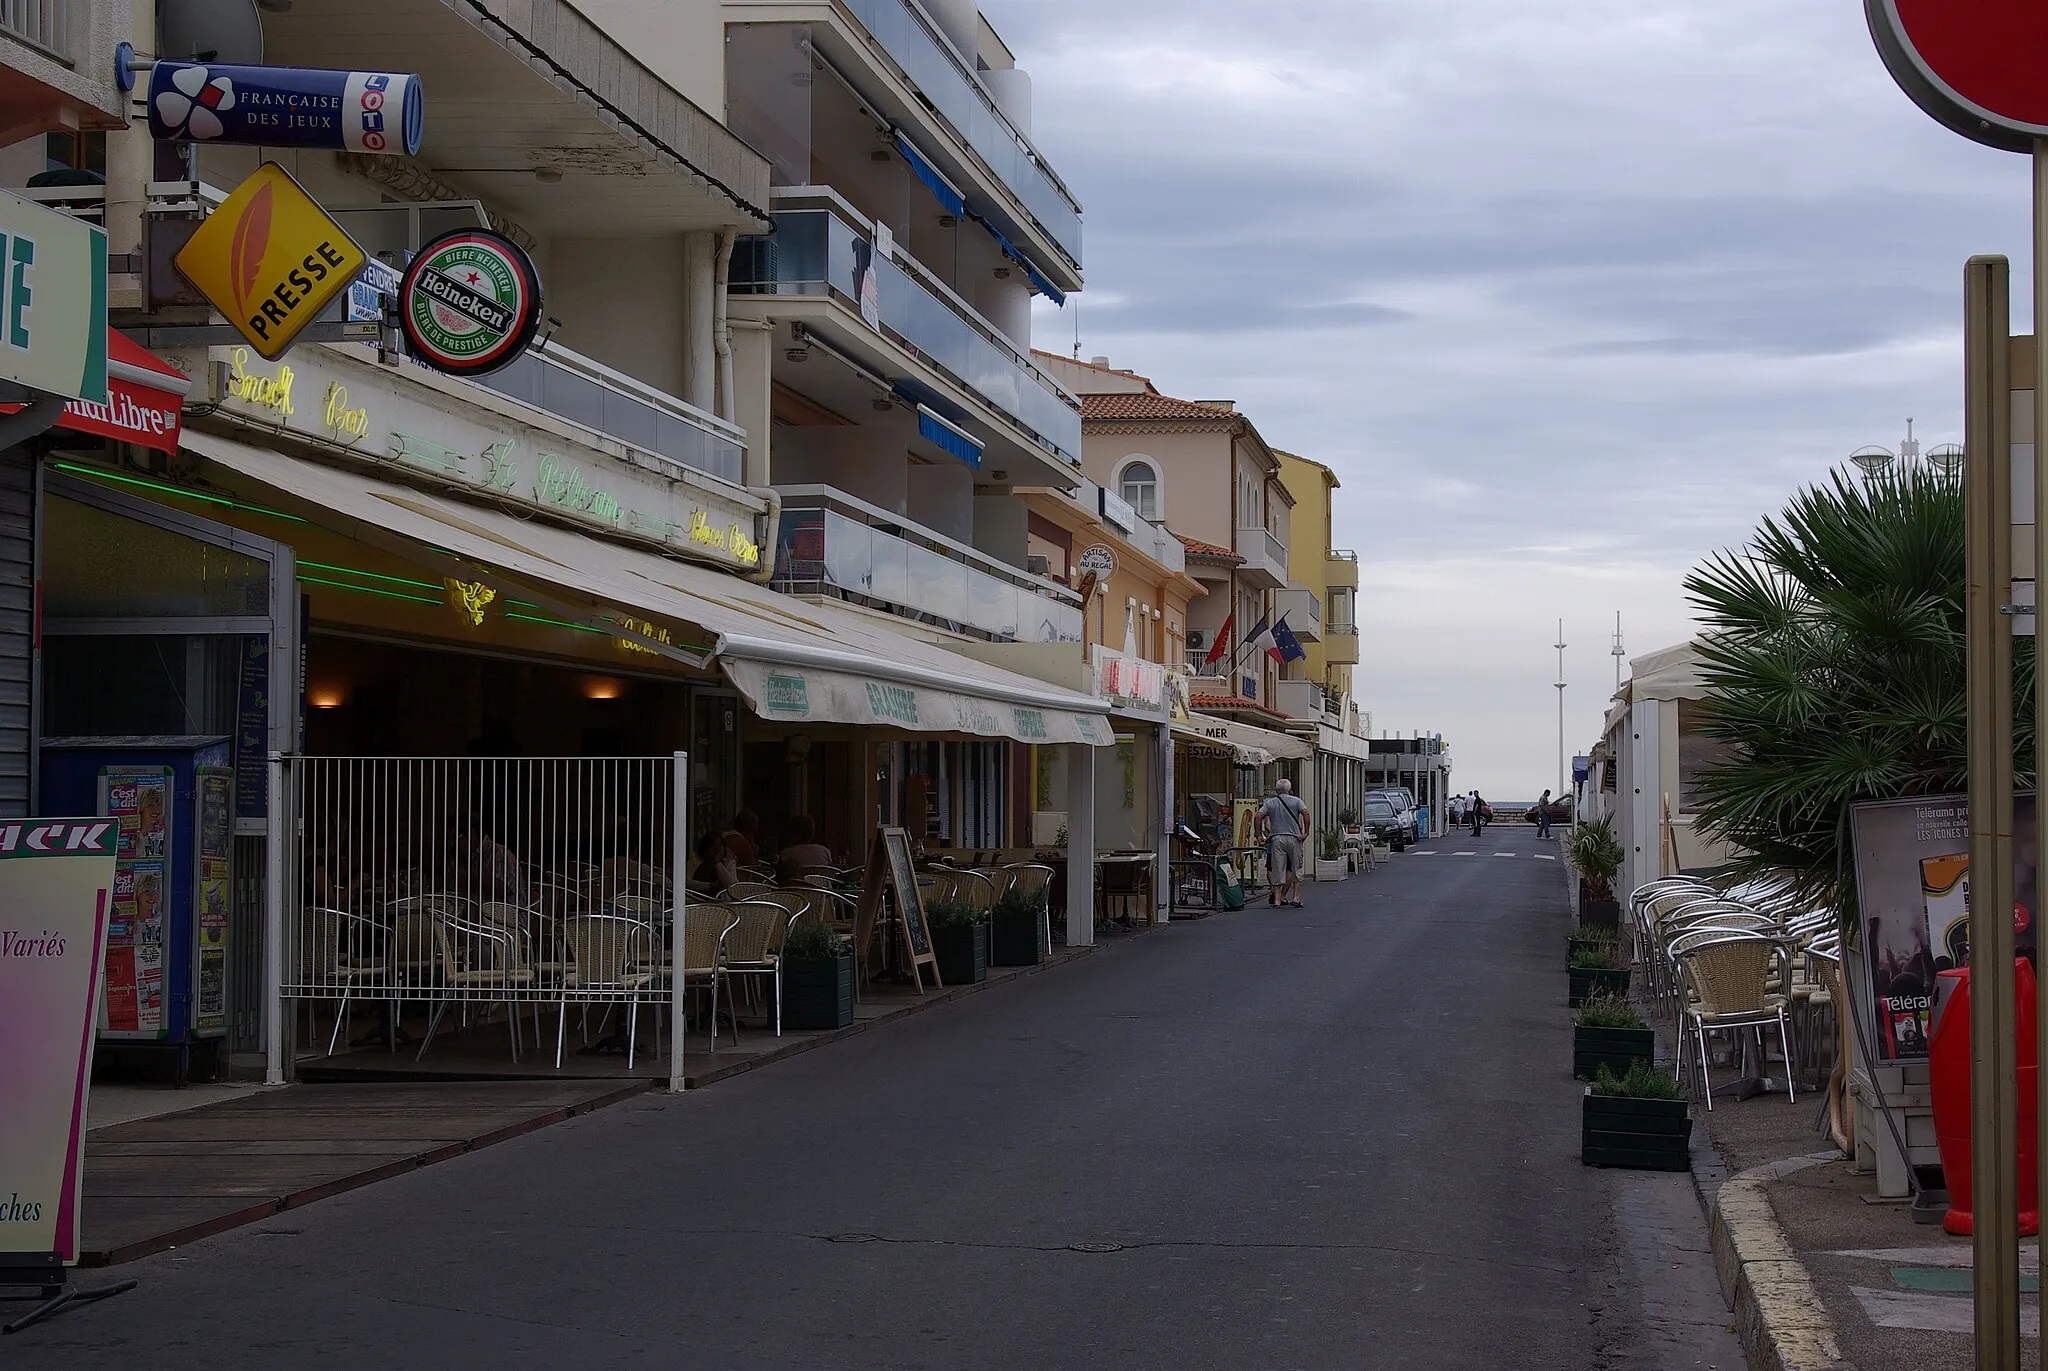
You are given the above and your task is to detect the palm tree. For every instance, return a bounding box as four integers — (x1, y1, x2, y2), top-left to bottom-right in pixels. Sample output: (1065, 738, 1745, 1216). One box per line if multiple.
(1683, 465, 2034, 919)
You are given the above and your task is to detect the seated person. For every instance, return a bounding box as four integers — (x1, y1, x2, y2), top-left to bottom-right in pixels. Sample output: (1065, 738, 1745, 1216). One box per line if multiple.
(723, 810, 760, 869)
(688, 829, 737, 897)
(776, 814, 835, 884)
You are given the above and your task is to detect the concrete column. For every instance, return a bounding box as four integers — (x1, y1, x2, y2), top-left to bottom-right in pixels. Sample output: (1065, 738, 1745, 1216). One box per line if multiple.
(1155, 724, 1173, 923)
(683, 231, 717, 414)
(1065, 742, 1096, 947)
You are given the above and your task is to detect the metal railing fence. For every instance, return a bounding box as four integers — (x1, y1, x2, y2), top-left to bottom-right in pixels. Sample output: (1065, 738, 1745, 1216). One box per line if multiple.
(280, 755, 687, 1081)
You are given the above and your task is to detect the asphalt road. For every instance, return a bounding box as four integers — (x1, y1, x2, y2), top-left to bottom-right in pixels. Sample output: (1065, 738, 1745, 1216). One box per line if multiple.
(9, 827, 1743, 1369)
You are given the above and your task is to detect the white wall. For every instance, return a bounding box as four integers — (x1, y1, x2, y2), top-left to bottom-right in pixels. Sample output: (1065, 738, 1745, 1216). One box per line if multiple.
(573, 0, 726, 119)
(547, 235, 689, 399)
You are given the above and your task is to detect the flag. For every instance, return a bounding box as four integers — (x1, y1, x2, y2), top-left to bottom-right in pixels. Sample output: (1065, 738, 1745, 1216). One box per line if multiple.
(1238, 616, 1274, 667)
(1269, 616, 1306, 663)
(1203, 610, 1234, 667)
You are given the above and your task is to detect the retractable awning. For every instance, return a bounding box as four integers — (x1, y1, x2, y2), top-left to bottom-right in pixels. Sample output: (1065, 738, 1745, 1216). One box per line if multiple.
(1171, 718, 1311, 765)
(182, 429, 1115, 747)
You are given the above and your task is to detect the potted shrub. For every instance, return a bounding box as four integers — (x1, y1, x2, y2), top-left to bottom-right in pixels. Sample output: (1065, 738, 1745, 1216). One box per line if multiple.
(1569, 817, 1625, 929)
(1567, 941, 1631, 1008)
(990, 886, 1048, 967)
(926, 899, 988, 986)
(1573, 994, 1654, 1080)
(1566, 923, 1620, 970)
(1582, 1060, 1691, 1170)
(782, 924, 855, 1030)
(1314, 825, 1348, 883)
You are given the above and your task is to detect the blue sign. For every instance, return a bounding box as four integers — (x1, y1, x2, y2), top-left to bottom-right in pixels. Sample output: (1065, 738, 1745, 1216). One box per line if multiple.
(143, 60, 423, 157)
(1572, 754, 1591, 783)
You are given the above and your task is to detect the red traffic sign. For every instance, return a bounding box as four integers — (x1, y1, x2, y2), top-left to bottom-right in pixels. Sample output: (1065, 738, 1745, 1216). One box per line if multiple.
(1868, 0, 2048, 151)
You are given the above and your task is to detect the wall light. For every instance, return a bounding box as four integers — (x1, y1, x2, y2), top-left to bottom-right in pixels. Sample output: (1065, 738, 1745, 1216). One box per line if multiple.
(308, 687, 347, 709)
(582, 677, 625, 701)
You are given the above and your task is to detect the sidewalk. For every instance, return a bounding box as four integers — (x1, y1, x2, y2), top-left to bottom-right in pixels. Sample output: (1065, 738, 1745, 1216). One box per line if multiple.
(72, 938, 1107, 1266)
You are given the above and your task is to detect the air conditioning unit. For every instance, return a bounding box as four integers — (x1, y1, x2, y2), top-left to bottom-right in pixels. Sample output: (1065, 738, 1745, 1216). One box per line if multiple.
(1187, 629, 1206, 650)
(1027, 554, 1050, 577)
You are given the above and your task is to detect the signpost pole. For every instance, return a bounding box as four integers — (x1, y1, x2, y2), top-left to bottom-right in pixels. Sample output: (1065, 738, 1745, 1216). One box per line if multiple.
(2035, 142, 2048, 1371)
(1965, 252, 2019, 1371)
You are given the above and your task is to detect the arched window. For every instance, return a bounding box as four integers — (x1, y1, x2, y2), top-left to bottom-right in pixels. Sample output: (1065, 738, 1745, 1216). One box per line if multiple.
(1119, 458, 1159, 521)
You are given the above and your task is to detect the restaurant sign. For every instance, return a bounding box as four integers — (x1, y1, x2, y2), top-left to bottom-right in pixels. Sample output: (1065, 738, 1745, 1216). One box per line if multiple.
(196, 343, 766, 571)
(0, 189, 107, 404)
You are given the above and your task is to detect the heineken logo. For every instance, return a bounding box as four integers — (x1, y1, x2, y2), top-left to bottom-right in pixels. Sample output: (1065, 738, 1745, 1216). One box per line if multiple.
(400, 229, 543, 377)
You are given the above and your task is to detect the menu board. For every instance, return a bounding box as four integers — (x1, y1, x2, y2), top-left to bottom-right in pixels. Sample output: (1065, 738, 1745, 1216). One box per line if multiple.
(854, 826, 939, 992)
(195, 767, 233, 1033)
(103, 767, 172, 1038)
(234, 636, 269, 824)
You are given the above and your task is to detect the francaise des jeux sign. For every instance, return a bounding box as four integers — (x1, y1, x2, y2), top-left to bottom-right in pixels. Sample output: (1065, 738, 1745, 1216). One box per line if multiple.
(200, 343, 763, 571)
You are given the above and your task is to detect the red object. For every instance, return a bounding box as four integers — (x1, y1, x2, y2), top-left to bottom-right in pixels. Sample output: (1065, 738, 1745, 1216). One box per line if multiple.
(1927, 958, 2040, 1236)
(1869, 1, 2048, 151)
(1203, 610, 1233, 667)
(0, 329, 186, 454)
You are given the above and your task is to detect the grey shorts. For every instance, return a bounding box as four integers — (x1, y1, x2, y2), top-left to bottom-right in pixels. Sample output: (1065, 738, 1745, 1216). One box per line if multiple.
(1269, 834, 1304, 884)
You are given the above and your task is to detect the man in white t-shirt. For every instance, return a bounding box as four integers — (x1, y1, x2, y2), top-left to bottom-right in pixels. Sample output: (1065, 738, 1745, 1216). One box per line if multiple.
(1257, 779, 1310, 908)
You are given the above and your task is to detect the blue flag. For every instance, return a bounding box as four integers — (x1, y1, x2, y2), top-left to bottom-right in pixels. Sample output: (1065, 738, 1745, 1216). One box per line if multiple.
(1269, 616, 1306, 663)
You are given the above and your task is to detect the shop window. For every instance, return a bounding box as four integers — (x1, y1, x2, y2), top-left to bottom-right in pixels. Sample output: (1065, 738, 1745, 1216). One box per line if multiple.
(43, 496, 270, 619)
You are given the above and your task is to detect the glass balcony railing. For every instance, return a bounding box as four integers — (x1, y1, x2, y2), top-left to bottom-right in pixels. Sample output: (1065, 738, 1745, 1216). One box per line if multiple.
(772, 488, 1082, 644)
(841, 0, 1082, 269)
(473, 342, 744, 485)
(733, 207, 1082, 466)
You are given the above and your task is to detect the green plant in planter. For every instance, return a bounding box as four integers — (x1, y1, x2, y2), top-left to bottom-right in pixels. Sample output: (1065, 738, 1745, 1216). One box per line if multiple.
(1567, 939, 1632, 1007)
(1337, 807, 1360, 828)
(925, 898, 988, 985)
(1568, 924, 1620, 944)
(1574, 994, 1644, 1029)
(1588, 1060, 1685, 1100)
(990, 885, 1048, 967)
(923, 898, 985, 930)
(1568, 817, 1625, 901)
(781, 924, 854, 1030)
(1317, 825, 1343, 862)
(1568, 944, 1616, 971)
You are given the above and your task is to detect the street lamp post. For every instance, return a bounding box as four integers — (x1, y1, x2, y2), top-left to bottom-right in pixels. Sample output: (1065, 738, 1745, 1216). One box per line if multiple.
(1554, 619, 1566, 813)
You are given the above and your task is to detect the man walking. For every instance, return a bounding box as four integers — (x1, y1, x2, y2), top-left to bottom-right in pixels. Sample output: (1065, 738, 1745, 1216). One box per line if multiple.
(1258, 778, 1310, 908)
(1536, 789, 1553, 839)
(1470, 790, 1486, 838)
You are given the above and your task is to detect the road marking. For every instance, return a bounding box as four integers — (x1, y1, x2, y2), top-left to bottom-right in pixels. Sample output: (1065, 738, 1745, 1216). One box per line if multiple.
(1410, 850, 1437, 856)
(1493, 852, 1516, 858)
(1830, 1244, 2041, 1271)
(1852, 1286, 2035, 1335)
(1533, 853, 1556, 861)
(1452, 851, 1476, 857)
(1891, 1266, 2039, 1293)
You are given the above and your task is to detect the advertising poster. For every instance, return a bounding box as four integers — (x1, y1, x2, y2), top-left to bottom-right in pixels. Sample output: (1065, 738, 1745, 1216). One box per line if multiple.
(194, 768, 232, 1032)
(102, 768, 172, 1038)
(234, 635, 268, 823)
(0, 818, 118, 1267)
(1847, 793, 2039, 1063)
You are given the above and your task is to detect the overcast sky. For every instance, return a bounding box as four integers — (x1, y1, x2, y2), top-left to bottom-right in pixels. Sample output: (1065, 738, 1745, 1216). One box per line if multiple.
(1008, 0, 2033, 799)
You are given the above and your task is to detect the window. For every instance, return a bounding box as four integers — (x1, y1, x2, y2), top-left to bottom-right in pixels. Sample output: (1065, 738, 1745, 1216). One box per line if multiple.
(1119, 459, 1159, 520)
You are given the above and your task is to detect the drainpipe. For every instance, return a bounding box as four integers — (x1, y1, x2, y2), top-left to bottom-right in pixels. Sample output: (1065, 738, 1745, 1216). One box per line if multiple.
(714, 228, 736, 423)
(747, 483, 780, 586)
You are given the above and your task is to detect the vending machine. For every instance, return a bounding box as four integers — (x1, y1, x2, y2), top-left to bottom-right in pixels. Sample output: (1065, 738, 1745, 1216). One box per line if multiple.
(39, 736, 234, 1081)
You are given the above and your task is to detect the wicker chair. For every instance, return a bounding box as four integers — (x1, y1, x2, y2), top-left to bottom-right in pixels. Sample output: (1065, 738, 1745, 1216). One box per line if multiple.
(556, 913, 660, 1069)
(718, 901, 794, 1039)
(416, 915, 535, 1062)
(726, 881, 780, 902)
(300, 906, 385, 1057)
(1672, 932, 1795, 1110)
(1003, 863, 1057, 958)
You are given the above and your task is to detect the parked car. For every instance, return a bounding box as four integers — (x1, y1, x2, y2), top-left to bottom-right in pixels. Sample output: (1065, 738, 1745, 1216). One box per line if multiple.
(1524, 800, 1572, 824)
(1361, 796, 1414, 850)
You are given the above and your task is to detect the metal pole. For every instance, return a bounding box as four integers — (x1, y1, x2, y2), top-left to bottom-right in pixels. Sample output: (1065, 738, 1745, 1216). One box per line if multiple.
(1965, 251, 2019, 1370)
(1555, 620, 1567, 812)
(2035, 145, 2048, 1371)
(669, 750, 688, 1094)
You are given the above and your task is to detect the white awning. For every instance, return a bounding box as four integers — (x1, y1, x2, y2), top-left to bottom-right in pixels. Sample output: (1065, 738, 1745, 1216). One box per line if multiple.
(1170, 717, 1311, 764)
(183, 430, 1115, 747)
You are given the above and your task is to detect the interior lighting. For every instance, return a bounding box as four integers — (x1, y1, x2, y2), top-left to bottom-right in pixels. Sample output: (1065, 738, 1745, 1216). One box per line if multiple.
(308, 687, 346, 709)
(581, 677, 626, 701)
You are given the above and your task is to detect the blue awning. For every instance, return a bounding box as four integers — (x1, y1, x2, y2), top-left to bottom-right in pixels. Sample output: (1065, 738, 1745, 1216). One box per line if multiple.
(893, 130, 966, 218)
(973, 216, 1066, 306)
(916, 406, 983, 468)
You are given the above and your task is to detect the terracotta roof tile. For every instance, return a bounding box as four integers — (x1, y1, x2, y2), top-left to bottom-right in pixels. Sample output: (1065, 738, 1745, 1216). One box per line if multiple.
(1082, 392, 1239, 422)
(1176, 534, 1242, 563)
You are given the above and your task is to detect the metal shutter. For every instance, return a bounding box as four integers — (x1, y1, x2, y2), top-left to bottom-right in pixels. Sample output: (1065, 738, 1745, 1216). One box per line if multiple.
(0, 447, 31, 818)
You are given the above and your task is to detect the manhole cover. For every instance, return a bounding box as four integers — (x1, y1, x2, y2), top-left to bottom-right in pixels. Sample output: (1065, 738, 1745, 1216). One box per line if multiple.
(1070, 1242, 1125, 1253)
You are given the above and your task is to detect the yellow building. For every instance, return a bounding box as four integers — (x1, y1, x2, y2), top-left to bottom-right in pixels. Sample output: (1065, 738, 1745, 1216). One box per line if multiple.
(1272, 449, 1360, 714)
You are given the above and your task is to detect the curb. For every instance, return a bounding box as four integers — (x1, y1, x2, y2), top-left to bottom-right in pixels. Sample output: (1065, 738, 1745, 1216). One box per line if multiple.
(1704, 1151, 1855, 1371)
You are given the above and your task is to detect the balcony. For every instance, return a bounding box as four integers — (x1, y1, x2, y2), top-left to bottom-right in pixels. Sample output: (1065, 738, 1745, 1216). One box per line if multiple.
(1273, 679, 1344, 725)
(773, 486, 1081, 644)
(475, 342, 743, 485)
(732, 201, 1082, 474)
(1235, 524, 1289, 590)
(1326, 549, 1359, 590)
(1326, 625, 1360, 666)
(1272, 585, 1322, 642)
(1062, 477, 1185, 574)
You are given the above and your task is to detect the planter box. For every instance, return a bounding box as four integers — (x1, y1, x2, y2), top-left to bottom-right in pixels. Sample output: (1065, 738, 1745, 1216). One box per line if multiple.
(1314, 858, 1347, 882)
(990, 908, 1047, 967)
(783, 954, 855, 1030)
(933, 922, 988, 987)
(1574, 1024, 1655, 1081)
(1582, 1091, 1692, 1170)
(1568, 966, 1632, 1008)
(1566, 935, 1619, 968)
(1582, 897, 1622, 931)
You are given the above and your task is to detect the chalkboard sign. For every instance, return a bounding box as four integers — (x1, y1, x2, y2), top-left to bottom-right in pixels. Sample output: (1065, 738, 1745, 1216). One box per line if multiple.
(855, 826, 939, 992)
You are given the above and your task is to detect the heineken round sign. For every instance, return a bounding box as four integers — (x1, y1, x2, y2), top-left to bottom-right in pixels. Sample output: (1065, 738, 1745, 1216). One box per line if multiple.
(399, 229, 542, 376)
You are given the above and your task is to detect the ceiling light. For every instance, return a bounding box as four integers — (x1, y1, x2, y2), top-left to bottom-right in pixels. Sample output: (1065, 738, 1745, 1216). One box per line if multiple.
(785, 347, 809, 363)
(582, 677, 625, 701)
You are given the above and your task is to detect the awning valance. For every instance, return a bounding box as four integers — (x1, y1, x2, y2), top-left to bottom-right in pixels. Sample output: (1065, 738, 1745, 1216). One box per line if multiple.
(180, 429, 1115, 747)
(1171, 717, 1311, 764)
(893, 129, 966, 218)
(0, 329, 188, 455)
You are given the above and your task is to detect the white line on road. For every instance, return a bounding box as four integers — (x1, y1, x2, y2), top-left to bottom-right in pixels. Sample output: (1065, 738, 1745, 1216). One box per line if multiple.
(1493, 852, 1516, 858)
(1409, 850, 1437, 856)
(1533, 853, 1556, 861)
(1452, 851, 1476, 857)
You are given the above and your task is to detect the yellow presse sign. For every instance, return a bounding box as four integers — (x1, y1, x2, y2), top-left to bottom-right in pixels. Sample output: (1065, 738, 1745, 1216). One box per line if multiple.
(176, 162, 365, 360)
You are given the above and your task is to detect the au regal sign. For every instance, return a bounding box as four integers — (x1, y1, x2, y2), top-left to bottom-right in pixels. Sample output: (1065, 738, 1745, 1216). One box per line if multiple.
(199, 344, 766, 571)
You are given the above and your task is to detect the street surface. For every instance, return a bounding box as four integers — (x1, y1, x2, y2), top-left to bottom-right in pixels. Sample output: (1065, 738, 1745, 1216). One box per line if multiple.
(10, 828, 1742, 1369)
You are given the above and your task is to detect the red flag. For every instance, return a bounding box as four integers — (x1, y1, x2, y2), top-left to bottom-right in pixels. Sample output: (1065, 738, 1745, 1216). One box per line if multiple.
(1203, 611, 1234, 667)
